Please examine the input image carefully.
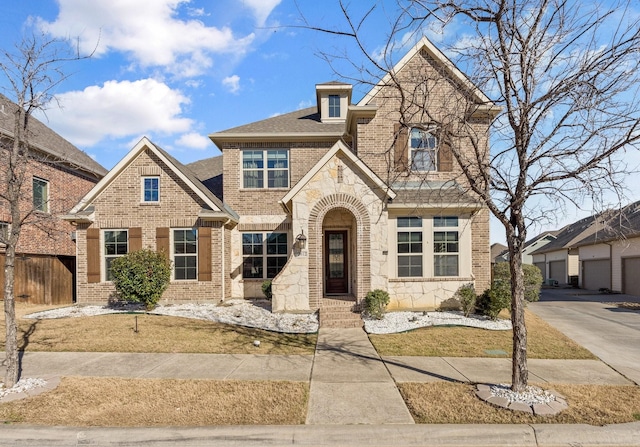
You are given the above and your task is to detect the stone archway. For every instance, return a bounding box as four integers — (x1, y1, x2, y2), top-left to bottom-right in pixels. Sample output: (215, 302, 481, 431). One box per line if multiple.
(308, 194, 370, 309)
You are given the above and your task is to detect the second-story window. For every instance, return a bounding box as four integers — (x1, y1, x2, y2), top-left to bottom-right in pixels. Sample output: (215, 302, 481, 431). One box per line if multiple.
(33, 177, 49, 213)
(410, 127, 438, 171)
(142, 176, 160, 203)
(328, 95, 340, 118)
(242, 150, 289, 189)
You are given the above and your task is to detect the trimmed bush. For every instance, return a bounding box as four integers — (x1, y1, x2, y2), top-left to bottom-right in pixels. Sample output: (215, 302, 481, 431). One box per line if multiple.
(477, 285, 510, 320)
(364, 289, 390, 320)
(261, 280, 272, 300)
(492, 262, 543, 303)
(110, 249, 171, 310)
(456, 283, 477, 317)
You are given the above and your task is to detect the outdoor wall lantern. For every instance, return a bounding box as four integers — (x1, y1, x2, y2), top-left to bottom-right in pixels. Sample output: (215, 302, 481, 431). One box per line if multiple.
(296, 230, 307, 250)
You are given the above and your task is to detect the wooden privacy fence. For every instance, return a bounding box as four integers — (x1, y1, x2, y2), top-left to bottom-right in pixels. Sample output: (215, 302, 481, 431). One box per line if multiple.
(0, 253, 75, 305)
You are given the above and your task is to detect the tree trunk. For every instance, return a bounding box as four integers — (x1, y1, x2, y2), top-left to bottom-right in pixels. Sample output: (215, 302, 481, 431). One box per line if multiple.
(507, 232, 528, 392)
(3, 243, 19, 388)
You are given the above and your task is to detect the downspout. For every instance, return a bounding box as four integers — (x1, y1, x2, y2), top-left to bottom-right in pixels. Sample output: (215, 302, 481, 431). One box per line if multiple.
(221, 218, 231, 301)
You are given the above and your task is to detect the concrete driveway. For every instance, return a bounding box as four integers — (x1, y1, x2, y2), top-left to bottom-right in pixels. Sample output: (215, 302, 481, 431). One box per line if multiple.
(529, 288, 640, 385)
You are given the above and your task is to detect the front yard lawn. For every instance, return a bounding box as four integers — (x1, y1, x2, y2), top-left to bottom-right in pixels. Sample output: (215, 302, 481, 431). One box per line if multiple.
(369, 310, 595, 359)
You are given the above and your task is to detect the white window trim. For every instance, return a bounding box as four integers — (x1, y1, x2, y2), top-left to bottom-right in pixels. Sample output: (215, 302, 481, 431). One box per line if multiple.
(33, 177, 50, 213)
(409, 127, 438, 172)
(241, 149, 290, 190)
(390, 215, 470, 280)
(141, 176, 160, 203)
(171, 228, 198, 281)
(103, 229, 128, 282)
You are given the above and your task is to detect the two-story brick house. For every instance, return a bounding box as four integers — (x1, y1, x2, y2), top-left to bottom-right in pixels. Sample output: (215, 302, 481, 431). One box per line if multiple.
(66, 37, 498, 317)
(0, 93, 107, 304)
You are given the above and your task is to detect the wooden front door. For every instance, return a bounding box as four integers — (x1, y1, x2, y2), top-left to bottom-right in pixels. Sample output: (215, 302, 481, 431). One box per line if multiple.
(325, 230, 348, 294)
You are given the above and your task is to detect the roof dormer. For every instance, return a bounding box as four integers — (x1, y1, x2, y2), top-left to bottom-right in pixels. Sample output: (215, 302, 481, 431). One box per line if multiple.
(316, 82, 352, 123)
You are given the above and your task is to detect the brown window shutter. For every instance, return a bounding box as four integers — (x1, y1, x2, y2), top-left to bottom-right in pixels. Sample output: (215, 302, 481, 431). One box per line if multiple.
(198, 226, 212, 282)
(394, 123, 408, 171)
(156, 227, 170, 260)
(86, 228, 101, 283)
(438, 142, 453, 172)
(129, 227, 142, 251)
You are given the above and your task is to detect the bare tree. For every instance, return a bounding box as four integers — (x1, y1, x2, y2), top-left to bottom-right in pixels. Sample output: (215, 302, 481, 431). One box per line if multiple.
(301, 0, 640, 391)
(1, 32, 89, 388)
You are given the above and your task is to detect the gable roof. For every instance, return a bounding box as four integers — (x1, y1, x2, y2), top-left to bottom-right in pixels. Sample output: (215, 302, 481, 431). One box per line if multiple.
(66, 137, 237, 222)
(573, 200, 640, 247)
(186, 155, 224, 200)
(530, 214, 604, 255)
(209, 107, 345, 149)
(279, 140, 396, 213)
(0, 93, 107, 179)
(357, 36, 501, 116)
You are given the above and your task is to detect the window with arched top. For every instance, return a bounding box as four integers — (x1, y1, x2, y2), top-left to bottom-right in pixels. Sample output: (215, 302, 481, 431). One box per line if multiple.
(409, 127, 438, 171)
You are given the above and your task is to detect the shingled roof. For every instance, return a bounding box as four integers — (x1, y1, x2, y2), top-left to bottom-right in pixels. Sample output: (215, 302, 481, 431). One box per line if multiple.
(0, 94, 107, 179)
(186, 155, 223, 201)
(573, 201, 640, 246)
(209, 107, 345, 146)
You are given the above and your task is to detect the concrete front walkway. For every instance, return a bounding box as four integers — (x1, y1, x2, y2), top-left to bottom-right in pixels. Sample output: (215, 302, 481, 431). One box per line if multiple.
(306, 328, 414, 424)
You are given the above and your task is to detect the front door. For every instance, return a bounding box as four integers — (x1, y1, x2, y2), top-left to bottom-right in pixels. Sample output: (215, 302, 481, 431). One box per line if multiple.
(325, 230, 348, 294)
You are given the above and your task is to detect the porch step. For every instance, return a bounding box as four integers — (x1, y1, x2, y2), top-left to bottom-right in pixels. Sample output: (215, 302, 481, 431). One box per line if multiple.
(319, 298, 363, 328)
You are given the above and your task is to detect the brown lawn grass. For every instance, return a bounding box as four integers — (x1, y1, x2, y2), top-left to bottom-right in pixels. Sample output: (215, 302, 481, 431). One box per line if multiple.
(0, 377, 308, 426)
(0, 303, 317, 355)
(369, 310, 595, 359)
(399, 382, 640, 425)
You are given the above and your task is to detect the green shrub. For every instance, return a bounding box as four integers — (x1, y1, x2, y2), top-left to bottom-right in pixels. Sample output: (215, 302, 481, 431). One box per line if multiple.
(456, 283, 477, 317)
(492, 262, 543, 303)
(477, 284, 510, 320)
(110, 249, 171, 310)
(364, 289, 390, 320)
(261, 280, 272, 300)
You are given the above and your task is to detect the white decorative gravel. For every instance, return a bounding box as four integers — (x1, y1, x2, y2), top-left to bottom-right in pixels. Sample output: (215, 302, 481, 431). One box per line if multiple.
(363, 310, 512, 334)
(25, 300, 319, 334)
(0, 378, 48, 399)
(490, 383, 556, 405)
(25, 302, 510, 334)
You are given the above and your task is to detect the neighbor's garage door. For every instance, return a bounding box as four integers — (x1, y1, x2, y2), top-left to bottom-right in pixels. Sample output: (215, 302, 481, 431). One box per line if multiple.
(582, 259, 611, 291)
(623, 257, 640, 296)
(534, 262, 546, 281)
(549, 260, 566, 284)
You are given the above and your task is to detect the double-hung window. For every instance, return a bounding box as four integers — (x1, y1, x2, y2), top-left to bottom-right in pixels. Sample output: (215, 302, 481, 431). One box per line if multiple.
(173, 229, 197, 280)
(433, 216, 459, 276)
(0, 222, 9, 242)
(33, 177, 49, 213)
(409, 127, 438, 171)
(142, 176, 160, 203)
(397, 217, 423, 277)
(242, 150, 289, 189)
(104, 230, 128, 281)
(328, 95, 340, 117)
(242, 232, 288, 279)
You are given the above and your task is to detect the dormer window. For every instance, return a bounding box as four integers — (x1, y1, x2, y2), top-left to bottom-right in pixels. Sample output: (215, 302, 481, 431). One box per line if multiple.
(329, 95, 340, 118)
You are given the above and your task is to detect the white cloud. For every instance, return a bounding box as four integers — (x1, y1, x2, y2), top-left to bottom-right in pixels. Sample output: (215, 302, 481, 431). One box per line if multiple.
(175, 132, 210, 150)
(243, 0, 281, 26)
(43, 79, 193, 146)
(36, 0, 255, 78)
(222, 75, 241, 93)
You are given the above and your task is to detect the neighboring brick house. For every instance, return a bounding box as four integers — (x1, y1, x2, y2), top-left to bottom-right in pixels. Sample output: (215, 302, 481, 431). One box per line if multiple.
(0, 93, 107, 304)
(66, 37, 498, 315)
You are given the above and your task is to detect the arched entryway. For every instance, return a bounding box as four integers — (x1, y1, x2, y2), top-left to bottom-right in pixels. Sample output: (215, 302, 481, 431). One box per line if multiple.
(308, 194, 371, 309)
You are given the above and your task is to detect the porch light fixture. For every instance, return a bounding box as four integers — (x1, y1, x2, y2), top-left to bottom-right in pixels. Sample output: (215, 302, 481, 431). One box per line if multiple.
(296, 230, 307, 250)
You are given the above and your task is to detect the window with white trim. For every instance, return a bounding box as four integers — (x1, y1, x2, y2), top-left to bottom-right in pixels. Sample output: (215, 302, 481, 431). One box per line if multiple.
(242, 232, 288, 279)
(173, 228, 197, 280)
(242, 150, 289, 189)
(142, 176, 160, 203)
(409, 127, 437, 171)
(433, 216, 459, 276)
(104, 230, 128, 281)
(33, 177, 49, 212)
(397, 217, 423, 277)
(328, 95, 340, 118)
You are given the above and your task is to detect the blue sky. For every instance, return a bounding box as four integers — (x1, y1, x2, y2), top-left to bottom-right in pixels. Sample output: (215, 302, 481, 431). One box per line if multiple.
(1, 1, 638, 244)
